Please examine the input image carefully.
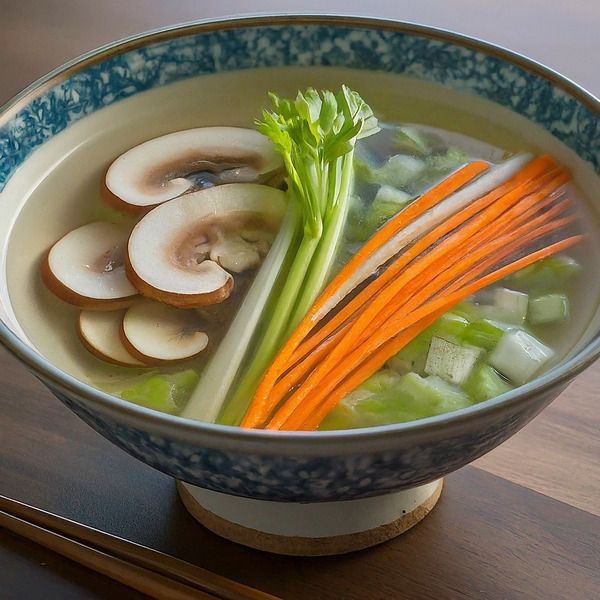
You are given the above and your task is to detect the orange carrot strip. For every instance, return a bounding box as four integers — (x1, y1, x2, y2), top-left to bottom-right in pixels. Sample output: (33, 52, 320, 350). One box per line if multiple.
(240, 161, 491, 427)
(348, 201, 575, 351)
(265, 171, 568, 428)
(300, 314, 445, 431)
(243, 159, 558, 427)
(277, 216, 578, 431)
(269, 333, 340, 404)
(291, 206, 576, 432)
(269, 193, 571, 412)
(296, 235, 582, 430)
(288, 161, 560, 368)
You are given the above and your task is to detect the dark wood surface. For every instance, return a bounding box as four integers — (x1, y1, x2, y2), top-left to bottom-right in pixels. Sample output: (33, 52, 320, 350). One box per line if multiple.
(1, 2, 600, 599)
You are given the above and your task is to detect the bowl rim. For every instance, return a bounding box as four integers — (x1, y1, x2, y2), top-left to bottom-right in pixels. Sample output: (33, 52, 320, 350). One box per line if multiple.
(2, 13, 600, 453)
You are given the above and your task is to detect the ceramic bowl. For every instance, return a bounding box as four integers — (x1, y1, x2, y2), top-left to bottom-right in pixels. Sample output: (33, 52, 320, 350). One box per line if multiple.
(1, 16, 599, 514)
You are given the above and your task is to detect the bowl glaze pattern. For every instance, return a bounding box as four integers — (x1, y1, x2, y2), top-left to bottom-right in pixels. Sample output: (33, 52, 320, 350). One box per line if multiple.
(1, 18, 598, 189)
(51, 383, 564, 501)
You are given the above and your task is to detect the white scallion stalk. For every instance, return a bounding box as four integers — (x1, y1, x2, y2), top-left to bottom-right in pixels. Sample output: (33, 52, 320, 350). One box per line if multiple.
(182, 207, 297, 422)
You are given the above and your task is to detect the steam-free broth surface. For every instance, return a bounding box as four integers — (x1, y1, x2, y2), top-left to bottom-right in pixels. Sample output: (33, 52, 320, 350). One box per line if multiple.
(5, 67, 600, 429)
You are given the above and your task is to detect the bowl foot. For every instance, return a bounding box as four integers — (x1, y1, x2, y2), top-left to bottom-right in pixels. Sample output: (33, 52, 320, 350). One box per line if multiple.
(176, 479, 443, 556)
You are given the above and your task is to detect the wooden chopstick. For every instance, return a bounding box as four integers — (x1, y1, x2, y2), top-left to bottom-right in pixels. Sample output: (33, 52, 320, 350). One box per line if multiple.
(0, 508, 218, 599)
(0, 495, 280, 600)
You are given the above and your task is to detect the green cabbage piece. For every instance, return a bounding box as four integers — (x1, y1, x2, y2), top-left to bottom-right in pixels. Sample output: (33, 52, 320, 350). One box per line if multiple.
(119, 369, 199, 414)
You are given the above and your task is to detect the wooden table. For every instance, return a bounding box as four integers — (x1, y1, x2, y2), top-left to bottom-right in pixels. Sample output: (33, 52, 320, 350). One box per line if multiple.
(1, 2, 599, 598)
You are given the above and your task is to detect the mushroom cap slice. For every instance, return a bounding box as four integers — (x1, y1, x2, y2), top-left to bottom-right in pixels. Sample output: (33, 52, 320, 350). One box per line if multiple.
(103, 127, 283, 214)
(78, 310, 146, 367)
(121, 301, 209, 364)
(126, 183, 287, 307)
(42, 222, 138, 309)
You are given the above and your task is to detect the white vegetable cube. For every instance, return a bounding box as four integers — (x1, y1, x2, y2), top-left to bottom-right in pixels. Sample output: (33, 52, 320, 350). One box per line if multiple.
(489, 330, 554, 385)
(386, 154, 425, 175)
(492, 287, 529, 324)
(377, 154, 426, 187)
(374, 185, 412, 206)
(425, 336, 481, 386)
(528, 294, 570, 325)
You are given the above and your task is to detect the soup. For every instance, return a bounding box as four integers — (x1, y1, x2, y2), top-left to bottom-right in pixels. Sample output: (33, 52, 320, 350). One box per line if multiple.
(6, 67, 600, 431)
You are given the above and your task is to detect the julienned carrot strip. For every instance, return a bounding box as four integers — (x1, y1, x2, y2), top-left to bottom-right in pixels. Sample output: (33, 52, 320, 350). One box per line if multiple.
(270, 332, 341, 402)
(286, 188, 565, 373)
(270, 213, 575, 430)
(295, 235, 582, 430)
(280, 216, 577, 430)
(263, 170, 567, 429)
(300, 313, 445, 431)
(243, 159, 559, 427)
(346, 201, 575, 353)
(287, 161, 560, 368)
(269, 194, 572, 412)
(451, 215, 576, 293)
(284, 165, 564, 375)
(240, 161, 491, 427)
(347, 188, 572, 345)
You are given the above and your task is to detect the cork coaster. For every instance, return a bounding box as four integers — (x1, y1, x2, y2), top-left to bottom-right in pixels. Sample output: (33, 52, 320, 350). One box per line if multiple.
(177, 480, 443, 556)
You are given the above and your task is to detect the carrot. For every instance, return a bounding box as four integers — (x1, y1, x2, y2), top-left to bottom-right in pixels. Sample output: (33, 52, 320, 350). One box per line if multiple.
(263, 170, 567, 428)
(289, 159, 559, 367)
(300, 314, 445, 431)
(293, 234, 582, 430)
(240, 160, 491, 427)
(270, 333, 341, 403)
(271, 214, 576, 431)
(264, 193, 572, 415)
(270, 194, 576, 431)
(242, 158, 558, 427)
(348, 201, 575, 353)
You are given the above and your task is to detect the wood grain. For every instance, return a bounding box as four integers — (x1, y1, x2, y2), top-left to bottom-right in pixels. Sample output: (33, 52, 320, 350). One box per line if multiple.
(0, 510, 219, 600)
(0, 528, 148, 600)
(1, 494, 279, 600)
(476, 367, 600, 516)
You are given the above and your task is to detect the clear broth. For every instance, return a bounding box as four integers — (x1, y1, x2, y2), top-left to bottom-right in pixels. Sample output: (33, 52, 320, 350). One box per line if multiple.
(5, 66, 600, 421)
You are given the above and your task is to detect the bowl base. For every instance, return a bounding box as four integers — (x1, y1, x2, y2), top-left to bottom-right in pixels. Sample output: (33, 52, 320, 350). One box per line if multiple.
(176, 478, 443, 556)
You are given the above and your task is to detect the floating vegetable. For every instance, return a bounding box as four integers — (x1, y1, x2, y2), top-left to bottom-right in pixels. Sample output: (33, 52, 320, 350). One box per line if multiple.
(42, 222, 138, 310)
(241, 155, 580, 430)
(126, 183, 286, 308)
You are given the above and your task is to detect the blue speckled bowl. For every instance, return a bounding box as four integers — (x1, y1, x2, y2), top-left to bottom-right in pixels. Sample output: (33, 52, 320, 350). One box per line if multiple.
(1, 15, 599, 503)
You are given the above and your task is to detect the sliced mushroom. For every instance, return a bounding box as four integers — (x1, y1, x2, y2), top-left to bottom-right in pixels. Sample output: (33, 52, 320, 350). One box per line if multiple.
(42, 222, 138, 309)
(78, 310, 146, 367)
(103, 127, 283, 214)
(126, 183, 287, 307)
(121, 301, 209, 364)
